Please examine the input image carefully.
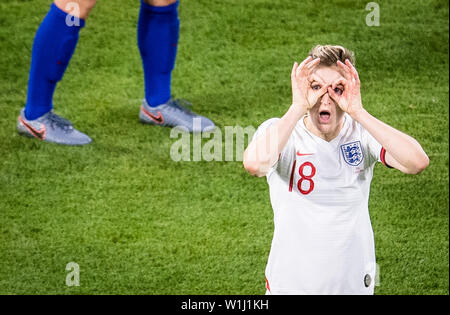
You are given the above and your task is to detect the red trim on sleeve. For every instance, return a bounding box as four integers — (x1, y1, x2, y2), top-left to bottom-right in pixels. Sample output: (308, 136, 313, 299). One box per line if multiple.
(380, 147, 393, 168)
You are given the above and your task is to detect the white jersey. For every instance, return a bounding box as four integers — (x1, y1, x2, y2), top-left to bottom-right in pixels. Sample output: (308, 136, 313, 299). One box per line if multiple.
(255, 114, 389, 295)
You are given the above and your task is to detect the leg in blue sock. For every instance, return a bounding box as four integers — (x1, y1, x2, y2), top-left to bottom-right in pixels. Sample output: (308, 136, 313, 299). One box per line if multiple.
(18, 0, 95, 145)
(137, 0, 215, 132)
(25, 0, 96, 120)
(138, 0, 180, 107)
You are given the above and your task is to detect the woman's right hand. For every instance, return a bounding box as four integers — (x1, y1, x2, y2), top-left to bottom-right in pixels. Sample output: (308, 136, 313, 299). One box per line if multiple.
(291, 56, 328, 113)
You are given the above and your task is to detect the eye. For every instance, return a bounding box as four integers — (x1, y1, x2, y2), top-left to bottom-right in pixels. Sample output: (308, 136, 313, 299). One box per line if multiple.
(311, 84, 321, 90)
(334, 87, 343, 95)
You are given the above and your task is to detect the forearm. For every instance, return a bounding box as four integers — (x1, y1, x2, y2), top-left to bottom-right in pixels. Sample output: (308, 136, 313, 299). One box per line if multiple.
(244, 105, 305, 176)
(352, 109, 429, 174)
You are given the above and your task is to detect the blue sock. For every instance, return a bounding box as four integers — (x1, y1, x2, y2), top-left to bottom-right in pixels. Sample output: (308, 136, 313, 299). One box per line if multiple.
(138, 0, 180, 107)
(25, 4, 85, 120)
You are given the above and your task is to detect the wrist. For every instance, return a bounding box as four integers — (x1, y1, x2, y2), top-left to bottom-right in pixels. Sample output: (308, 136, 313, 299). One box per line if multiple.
(349, 107, 367, 121)
(289, 103, 307, 118)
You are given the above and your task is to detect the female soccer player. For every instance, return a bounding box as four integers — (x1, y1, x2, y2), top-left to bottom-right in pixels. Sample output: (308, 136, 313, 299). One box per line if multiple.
(17, 0, 215, 145)
(243, 45, 429, 295)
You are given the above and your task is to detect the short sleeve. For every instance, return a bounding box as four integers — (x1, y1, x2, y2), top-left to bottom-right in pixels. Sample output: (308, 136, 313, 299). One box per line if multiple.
(253, 118, 280, 139)
(253, 118, 296, 177)
(361, 126, 392, 168)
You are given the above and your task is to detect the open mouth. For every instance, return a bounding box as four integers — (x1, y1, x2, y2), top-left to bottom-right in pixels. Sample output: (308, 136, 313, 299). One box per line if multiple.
(319, 110, 331, 123)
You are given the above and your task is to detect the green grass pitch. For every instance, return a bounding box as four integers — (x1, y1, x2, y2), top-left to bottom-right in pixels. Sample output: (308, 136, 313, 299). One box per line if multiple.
(0, 0, 448, 294)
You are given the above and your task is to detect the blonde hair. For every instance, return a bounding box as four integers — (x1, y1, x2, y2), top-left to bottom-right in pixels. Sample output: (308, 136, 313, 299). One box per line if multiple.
(309, 45, 355, 67)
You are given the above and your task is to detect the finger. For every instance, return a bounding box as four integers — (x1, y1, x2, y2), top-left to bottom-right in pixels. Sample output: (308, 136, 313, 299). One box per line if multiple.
(304, 58, 320, 80)
(345, 59, 360, 83)
(311, 85, 328, 99)
(327, 87, 339, 102)
(313, 71, 326, 83)
(298, 56, 313, 71)
(331, 78, 347, 89)
(337, 60, 352, 80)
(337, 60, 351, 79)
(319, 84, 329, 96)
(308, 73, 325, 84)
(297, 56, 314, 77)
(291, 62, 299, 80)
(306, 58, 321, 72)
(308, 84, 329, 106)
(315, 86, 329, 102)
(306, 90, 318, 110)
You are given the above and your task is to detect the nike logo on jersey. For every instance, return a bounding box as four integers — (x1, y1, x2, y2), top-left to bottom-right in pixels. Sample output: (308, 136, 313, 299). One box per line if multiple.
(141, 106, 164, 124)
(296, 151, 314, 157)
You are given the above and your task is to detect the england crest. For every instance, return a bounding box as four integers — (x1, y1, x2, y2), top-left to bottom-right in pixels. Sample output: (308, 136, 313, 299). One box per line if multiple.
(340, 141, 364, 166)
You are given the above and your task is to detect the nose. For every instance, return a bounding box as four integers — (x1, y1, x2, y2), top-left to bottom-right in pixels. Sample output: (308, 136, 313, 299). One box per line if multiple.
(321, 91, 332, 106)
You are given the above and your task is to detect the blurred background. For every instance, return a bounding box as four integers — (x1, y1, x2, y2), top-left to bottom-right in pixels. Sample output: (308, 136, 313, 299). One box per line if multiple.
(0, 0, 448, 294)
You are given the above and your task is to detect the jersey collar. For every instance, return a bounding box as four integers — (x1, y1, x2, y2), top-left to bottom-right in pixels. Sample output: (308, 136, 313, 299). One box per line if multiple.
(299, 114, 350, 145)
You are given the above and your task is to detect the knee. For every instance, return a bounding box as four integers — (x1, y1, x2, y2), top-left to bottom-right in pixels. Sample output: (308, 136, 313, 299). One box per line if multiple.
(75, 0, 97, 19)
(144, 0, 177, 7)
(80, 0, 97, 11)
(54, 0, 97, 19)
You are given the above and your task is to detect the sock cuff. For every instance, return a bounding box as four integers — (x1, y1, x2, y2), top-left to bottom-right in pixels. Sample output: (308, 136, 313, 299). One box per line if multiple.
(50, 3, 86, 29)
(140, 0, 179, 14)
